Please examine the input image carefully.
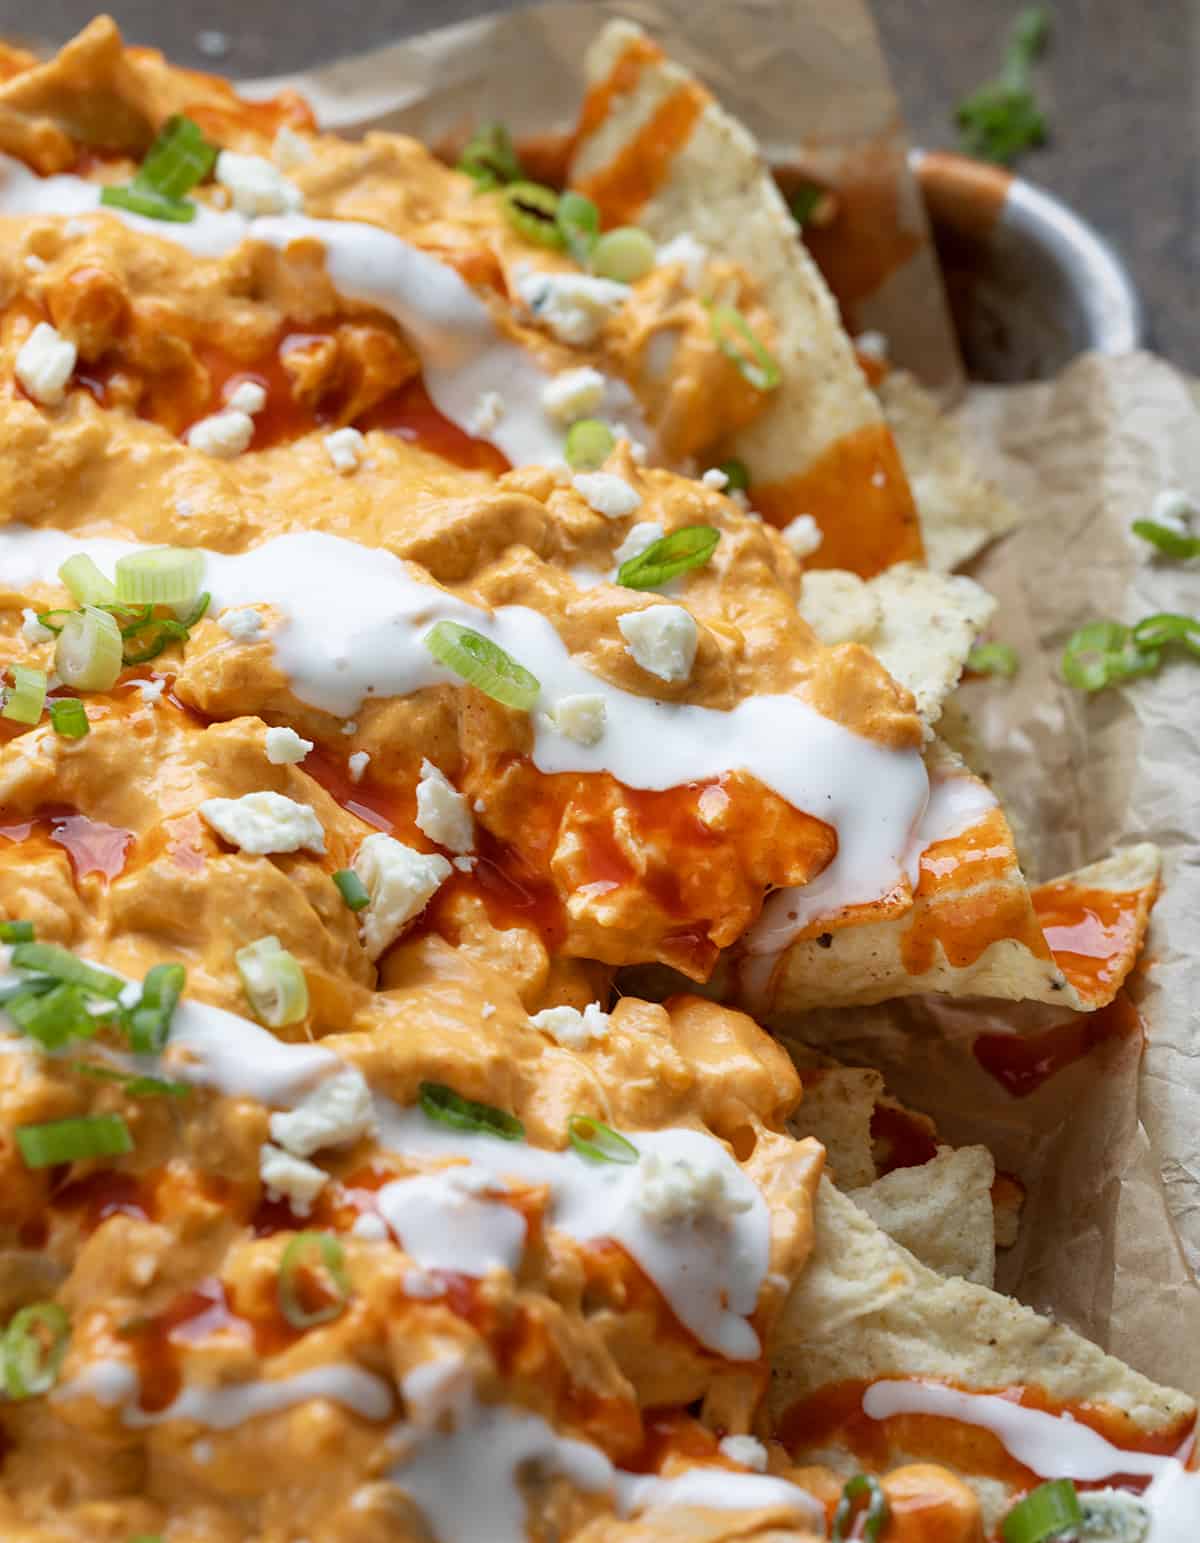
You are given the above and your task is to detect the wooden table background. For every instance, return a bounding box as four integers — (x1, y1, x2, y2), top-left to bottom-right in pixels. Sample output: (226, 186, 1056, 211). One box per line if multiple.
(7, 0, 1197, 372)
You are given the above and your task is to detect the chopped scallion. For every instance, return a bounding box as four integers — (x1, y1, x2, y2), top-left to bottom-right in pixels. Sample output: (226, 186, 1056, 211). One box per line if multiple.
(0, 921, 34, 943)
(16, 1113, 133, 1168)
(2, 665, 46, 725)
(115, 547, 204, 606)
(100, 114, 216, 223)
(567, 1114, 638, 1165)
(457, 121, 523, 190)
(419, 1080, 524, 1142)
(618, 525, 720, 591)
(1060, 620, 1159, 692)
(831, 1473, 890, 1543)
(564, 418, 615, 470)
(4, 1301, 69, 1398)
(126, 962, 185, 1055)
(424, 621, 540, 712)
(501, 182, 564, 249)
(1131, 518, 1200, 559)
(235, 936, 309, 1028)
(590, 226, 656, 283)
(49, 697, 89, 738)
(716, 458, 750, 493)
(11, 941, 125, 999)
(55, 606, 123, 692)
(58, 554, 117, 608)
(556, 190, 600, 265)
(332, 869, 370, 912)
(967, 642, 1019, 678)
(7, 981, 98, 1049)
(1131, 612, 1200, 655)
(278, 1231, 350, 1328)
(1001, 1479, 1082, 1543)
(707, 303, 782, 391)
(75, 1062, 191, 1098)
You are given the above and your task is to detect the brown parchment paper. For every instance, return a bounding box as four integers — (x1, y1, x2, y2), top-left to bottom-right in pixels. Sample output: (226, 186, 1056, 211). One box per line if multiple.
(241, 8, 1200, 1399)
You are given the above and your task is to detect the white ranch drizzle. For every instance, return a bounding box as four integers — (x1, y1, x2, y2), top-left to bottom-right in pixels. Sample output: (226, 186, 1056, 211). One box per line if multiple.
(0, 153, 652, 467)
(0, 524, 932, 934)
(57, 1358, 394, 1427)
(372, 1108, 770, 1360)
(0, 970, 767, 1359)
(386, 1363, 825, 1542)
(862, 1380, 1200, 1540)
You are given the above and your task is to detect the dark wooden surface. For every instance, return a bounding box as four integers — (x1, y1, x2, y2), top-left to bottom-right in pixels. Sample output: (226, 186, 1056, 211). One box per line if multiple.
(7, 0, 1196, 370)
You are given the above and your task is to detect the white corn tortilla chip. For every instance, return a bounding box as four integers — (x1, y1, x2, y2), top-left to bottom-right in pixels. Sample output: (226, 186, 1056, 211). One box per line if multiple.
(849, 1144, 997, 1288)
(878, 370, 1021, 572)
(570, 20, 923, 578)
(798, 562, 995, 729)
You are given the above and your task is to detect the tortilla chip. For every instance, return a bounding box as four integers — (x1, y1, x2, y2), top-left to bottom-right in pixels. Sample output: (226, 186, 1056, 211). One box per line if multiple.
(878, 370, 1021, 572)
(785, 1065, 883, 1191)
(797, 562, 995, 729)
(569, 21, 922, 578)
(849, 1145, 997, 1288)
(769, 1180, 1194, 1524)
(753, 747, 1160, 1016)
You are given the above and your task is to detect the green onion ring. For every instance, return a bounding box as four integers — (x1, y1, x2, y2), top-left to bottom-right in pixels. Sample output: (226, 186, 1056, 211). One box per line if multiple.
(1001, 1478, 1083, 1543)
(16, 1113, 133, 1169)
(501, 182, 565, 249)
(567, 1115, 638, 1165)
(126, 962, 186, 1055)
(419, 1081, 524, 1142)
(278, 1232, 351, 1329)
(831, 1473, 890, 1543)
(1060, 621, 1159, 691)
(424, 621, 540, 712)
(4, 1301, 70, 1398)
(966, 641, 1019, 678)
(556, 190, 600, 265)
(617, 526, 720, 591)
(707, 303, 782, 391)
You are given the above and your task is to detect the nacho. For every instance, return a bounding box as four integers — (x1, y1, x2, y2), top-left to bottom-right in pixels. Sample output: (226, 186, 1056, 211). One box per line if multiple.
(569, 20, 923, 577)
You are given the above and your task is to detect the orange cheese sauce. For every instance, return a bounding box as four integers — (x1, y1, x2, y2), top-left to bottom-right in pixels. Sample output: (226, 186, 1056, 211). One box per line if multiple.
(752, 422, 924, 578)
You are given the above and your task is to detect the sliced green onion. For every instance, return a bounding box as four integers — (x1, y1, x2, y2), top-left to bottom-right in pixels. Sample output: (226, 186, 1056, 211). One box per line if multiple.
(100, 184, 197, 222)
(1060, 620, 1159, 691)
(457, 121, 523, 190)
(567, 1114, 638, 1165)
(716, 458, 750, 493)
(0, 921, 34, 943)
(501, 182, 564, 249)
(75, 1062, 191, 1098)
(424, 621, 540, 712)
(126, 962, 185, 1055)
(1131, 518, 1200, 559)
(557, 190, 600, 265)
(0, 977, 54, 1007)
(590, 226, 656, 283)
(831, 1473, 890, 1543)
(564, 418, 615, 470)
(278, 1232, 350, 1328)
(99, 114, 216, 223)
(708, 304, 782, 392)
(788, 182, 825, 225)
(2, 665, 46, 724)
(1001, 1479, 1082, 1543)
(34, 609, 72, 636)
(332, 869, 370, 912)
(419, 1080, 524, 1141)
(16, 1113, 133, 1168)
(235, 937, 309, 1028)
(135, 114, 217, 200)
(115, 547, 204, 606)
(11, 941, 125, 999)
(967, 642, 1019, 677)
(7, 982, 97, 1049)
(618, 526, 720, 590)
(55, 606, 123, 692)
(4, 1301, 69, 1398)
(177, 591, 212, 630)
(58, 554, 116, 607)
(1131, 611, 1200, 655)
(49, 697, 89, 738)
(120, 616, 190, 666)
